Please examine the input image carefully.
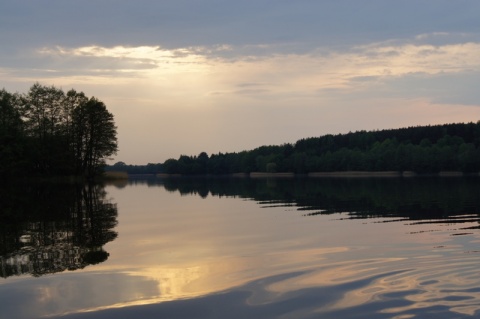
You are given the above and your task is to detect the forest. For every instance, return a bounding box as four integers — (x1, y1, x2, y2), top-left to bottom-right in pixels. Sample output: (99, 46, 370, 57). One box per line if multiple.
(0, 84, 117, 179)
(109, 122, 480, 175)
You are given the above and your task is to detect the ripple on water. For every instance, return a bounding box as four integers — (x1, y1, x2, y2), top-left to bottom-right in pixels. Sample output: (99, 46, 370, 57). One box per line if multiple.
(294, 253, 480, 318)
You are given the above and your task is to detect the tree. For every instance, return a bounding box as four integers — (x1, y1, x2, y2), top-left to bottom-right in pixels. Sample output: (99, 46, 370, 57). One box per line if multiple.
(0, 84, 118, 179)
(72, 97, 118, 178)
(63, 90, 89, 168)
(0, 89, 22, 135)
(266, 162, 277, 173)
(0, 89, 25, 176)
(22, 83, 65, 140)
(194, 152, 209, 174)
(19, 84, 68, 174)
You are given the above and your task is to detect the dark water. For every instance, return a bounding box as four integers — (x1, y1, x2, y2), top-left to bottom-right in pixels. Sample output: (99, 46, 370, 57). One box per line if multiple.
(2, 177, 480, 318)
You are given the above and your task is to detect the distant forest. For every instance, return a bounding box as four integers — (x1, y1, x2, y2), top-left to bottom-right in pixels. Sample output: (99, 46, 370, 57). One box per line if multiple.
(109, 122, 480, 175)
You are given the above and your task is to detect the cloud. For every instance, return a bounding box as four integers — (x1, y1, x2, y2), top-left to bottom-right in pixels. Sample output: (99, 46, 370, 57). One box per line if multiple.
(2, 2, 480, 165)
(4, 37, 480, 106)
(385, 72, 480, 106)
(3, 1, 480, 52)
(37, 45, 203, 72)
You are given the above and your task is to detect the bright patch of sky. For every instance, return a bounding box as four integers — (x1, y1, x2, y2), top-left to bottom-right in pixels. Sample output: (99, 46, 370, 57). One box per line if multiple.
(1, 0, 480, 164)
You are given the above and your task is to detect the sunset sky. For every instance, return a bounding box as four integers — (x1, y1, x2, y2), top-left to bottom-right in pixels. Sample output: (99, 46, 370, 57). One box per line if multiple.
(1, 1, 480, 164)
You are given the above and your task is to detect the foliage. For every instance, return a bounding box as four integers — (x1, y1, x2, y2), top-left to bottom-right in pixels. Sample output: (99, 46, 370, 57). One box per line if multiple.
(105, 161, 163, 175)
(152, 122, 480, 175)
(0, 84, 117, 179)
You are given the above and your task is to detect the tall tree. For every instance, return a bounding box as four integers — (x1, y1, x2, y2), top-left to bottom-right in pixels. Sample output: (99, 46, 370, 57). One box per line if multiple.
(21, 84, 68, 174)
(72, 98, 118, 178)
(0, 84, 118, 178)
(62, 90, 89, 172)
(23, 83, 65, 140)
(0, 89, 22, 134)
(0, 89, 24, 176)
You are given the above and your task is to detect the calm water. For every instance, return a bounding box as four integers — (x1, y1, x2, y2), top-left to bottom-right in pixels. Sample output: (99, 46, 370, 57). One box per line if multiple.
(2, 177, 480, 318)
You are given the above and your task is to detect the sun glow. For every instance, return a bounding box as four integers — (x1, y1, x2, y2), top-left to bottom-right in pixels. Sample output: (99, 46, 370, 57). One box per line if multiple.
(36, 41, 480, 92)
(8, 38, 480, 164)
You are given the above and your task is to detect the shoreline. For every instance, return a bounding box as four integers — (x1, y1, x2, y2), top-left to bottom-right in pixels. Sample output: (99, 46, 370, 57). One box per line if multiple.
(308, 171, 402, 178)
(145, 171, 480, 178)
(308, 171, 479, 178)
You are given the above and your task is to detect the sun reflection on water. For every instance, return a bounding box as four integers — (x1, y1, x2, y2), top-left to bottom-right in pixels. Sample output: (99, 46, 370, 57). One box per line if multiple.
(3, 177, 480, 319)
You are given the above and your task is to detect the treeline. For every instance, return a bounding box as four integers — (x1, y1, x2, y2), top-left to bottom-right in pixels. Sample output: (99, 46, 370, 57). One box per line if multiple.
(106, 162, 162, 175)
(0, 84, 118, 178)
(111, 122, 480, 175)
(111, 177, 480, 220)
(154, 177, 480, 219)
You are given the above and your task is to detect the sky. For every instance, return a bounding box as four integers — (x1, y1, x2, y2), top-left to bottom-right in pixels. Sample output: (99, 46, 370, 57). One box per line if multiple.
(1, 0, 480, 164)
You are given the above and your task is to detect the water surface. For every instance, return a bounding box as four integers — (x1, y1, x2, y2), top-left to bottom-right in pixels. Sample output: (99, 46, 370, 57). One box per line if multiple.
(2, 177, 480, 318)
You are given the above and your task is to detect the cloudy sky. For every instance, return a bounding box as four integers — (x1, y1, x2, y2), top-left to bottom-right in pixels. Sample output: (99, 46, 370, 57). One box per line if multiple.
(1, 1, 480, 164)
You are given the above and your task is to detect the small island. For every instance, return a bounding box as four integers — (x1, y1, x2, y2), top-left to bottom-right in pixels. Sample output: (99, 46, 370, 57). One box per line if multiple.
(0, 84, 117, 180)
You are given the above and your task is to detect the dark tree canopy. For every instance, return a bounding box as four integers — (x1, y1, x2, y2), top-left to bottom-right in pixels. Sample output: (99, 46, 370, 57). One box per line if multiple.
(116, 122, 480, 176)
(72, 98, 118, 177)
(0, 84, 117, 179)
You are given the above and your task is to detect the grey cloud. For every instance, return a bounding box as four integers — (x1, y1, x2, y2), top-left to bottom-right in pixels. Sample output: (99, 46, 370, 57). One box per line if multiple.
(426, 73, 480, 106)
(236, 82, 267, 88)
(344, 72, 480, 107)
(232, 82, 272, 96)
(2, 0, 480, 53)
(207, 83, 271, 97)
(0, 50, 158, 80)
(234, 88, 271, 96)
(349, 76, 381, 83)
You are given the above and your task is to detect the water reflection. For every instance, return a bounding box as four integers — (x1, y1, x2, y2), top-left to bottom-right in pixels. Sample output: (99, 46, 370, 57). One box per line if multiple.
(4, 177, 480, 318)
(130, 176, 480, 223)
(0, 183, 118, 278)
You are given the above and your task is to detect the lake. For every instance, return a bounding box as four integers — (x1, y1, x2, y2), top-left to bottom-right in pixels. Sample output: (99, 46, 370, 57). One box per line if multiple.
(2, 176, 480, 318)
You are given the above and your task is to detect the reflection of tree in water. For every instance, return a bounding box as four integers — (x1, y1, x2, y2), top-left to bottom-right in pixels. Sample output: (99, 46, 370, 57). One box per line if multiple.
(143, 176, 480, 221)
(0, 183, 117, 278)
